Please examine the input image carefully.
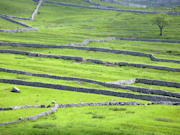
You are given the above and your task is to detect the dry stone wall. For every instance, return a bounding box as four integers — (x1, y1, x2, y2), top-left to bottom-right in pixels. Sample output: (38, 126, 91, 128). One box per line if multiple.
(116, 37, 180, 43)
(0, 105, 42, 111)
(0, 104, 59, 125)
(0, 14, 31, 20)
(0, 0, 43, 32)
(67, 37, 116, 46)
(136, 78, 180, 88)
(0, 67, 179, 98)
(0, 101, 142, 125)
(31, 0, 44, 20)
(0, 79, 180, 102)
(0, 15, 38, 33)
(148, 101, 180, 105)
(1, 101, 179, 126)
(83, 0, 116, 9)
(45, 0, 180, 15)
(0, 28, 38, 33)
(0, 16, 31, 28)
(102, 0, 147, 8)
(86, 59, 180, 72)
(0, 41, 179, 64)
(1, 49, 179, 71)
(0, 49, 83, 61)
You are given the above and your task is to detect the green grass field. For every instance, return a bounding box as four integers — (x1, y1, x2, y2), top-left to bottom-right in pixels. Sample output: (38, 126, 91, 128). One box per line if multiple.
(0, 0, 180, 134)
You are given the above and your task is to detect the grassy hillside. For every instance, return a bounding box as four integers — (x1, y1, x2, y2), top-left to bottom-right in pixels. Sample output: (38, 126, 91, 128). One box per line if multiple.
(0, 0, 180, 44)
(0, 0, 180, 134)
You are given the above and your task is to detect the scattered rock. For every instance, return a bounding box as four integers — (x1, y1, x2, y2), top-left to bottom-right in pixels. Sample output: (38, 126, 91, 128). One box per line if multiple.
(40, 104, 45, 108)
(52, 101, 56, 104)
(47, 105, 51, 108)
(11, 87, 20, 93)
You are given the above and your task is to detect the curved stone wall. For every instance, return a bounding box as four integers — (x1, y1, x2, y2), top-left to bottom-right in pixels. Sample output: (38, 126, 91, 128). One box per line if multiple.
(0, 101, 142, 125)
(1, 101, 179, 125)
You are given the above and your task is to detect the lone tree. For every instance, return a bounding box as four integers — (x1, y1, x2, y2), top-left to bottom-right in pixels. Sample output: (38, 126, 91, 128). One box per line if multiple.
(152, 13, 173, 36)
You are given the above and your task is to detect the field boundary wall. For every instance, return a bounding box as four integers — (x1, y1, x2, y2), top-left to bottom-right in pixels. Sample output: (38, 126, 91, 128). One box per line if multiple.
(0, 79, 180, 102)
(0, 67, 179, 98)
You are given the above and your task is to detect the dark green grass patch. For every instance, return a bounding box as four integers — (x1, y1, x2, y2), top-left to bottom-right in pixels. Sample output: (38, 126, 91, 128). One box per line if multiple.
(109, 107, 127, 111)
(33, 123, 56, 129)
(155, 117, 173, 122)
(92, 114, 105, 119)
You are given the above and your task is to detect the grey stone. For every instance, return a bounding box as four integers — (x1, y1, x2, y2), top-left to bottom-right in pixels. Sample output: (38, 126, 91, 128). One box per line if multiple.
(40, 104, 45, 108)
(52, 101, 56, 104)
(47, 105, 51, 108)
(11, 87, 20, 93)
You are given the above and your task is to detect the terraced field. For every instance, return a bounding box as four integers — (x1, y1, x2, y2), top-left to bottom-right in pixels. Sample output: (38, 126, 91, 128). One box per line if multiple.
(0, 0, 180, 135)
